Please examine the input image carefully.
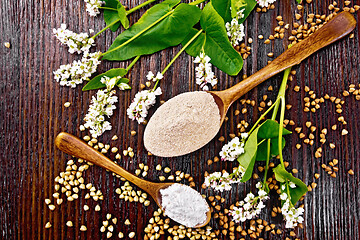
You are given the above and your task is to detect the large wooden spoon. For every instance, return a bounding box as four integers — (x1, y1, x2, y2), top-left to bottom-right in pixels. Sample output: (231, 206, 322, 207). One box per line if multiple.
(55, 132, 211, 227)
(144, 11, 356, 157)
(209, 11, 356, 124)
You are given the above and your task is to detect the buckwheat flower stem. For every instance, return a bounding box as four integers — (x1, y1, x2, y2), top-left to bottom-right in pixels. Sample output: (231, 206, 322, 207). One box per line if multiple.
(126, 55, 141, 71)
(126, 0, 158, 15)
(161, 29, 203, 75)
(152, 29, 203, 91)
(248, 97, 280, 135)
(92, 19, 121, 39)
(102, 10, 174, 57)
(263, 139, 271, 187)
(98, 6, 118, 11)
(277, 67, 291, 167)
(261, 66, 291, 188)
(278, 97, 286, 169)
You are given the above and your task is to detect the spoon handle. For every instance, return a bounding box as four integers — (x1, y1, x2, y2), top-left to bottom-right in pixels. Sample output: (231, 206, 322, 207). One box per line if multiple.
(221, 11, 356, 105)
(55, 132, 153, 190)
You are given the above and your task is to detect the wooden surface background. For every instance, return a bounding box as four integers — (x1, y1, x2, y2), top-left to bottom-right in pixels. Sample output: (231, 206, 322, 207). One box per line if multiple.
(1, 0, 359, 239)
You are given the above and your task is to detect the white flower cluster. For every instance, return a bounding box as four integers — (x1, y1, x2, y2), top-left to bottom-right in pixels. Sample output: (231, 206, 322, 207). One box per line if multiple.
(257, 0, 277, 8)
(280, 184, 305, 228)
(84, 0, 104, 17)
(83, 76, 119, 138)
(53, 24, 95, 54)
(146, 71, 163, 82)
(219, 133, 248, 161)
(127, 88, 162, 124)
(204, 167, 245, 192)
(225, 9, 245, 46)
(193, 52, 217, 91)
(54, 51, 102, 88)
(229, 182, 269, 223)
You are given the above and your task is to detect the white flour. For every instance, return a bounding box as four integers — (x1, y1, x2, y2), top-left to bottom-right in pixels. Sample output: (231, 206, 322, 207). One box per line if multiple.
(144, 91, 220, 157)
(160, 184, 209, 228)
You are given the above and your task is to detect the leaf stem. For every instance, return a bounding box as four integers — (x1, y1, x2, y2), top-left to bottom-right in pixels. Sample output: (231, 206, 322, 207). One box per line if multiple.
(278, 96, 286, 169)
(276, 67, 291, 168)
(152, 29, 203, 91)
(258, 139, 266, 146)
(189, 0, 207, 5)
(126, 0, 158, 15)
(102, 10, 174, 57)
(262, 139, 271, 188)
(126, 55, 141, 71)
(99, 6, 118, 11)
(92, 19, 121, 39)
(162, 29, 203, 75)
(248, 97, 281, 135)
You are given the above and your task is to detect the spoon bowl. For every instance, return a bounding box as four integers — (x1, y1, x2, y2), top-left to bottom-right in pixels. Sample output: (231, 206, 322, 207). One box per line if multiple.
(55, 132, 211, 228)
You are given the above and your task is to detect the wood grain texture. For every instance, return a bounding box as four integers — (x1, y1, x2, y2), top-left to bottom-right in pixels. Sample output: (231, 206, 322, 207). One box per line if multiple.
(0, 0, 359, 239)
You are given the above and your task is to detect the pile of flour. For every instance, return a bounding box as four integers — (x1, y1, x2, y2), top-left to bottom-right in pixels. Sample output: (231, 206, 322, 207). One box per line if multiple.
(144, 91, 220, 157)
(160, 184, 209, 227)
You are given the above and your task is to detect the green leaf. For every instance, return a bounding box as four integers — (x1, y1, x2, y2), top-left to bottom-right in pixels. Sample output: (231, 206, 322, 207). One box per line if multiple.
(103, 0, 201, 61)
(237, 127, 259, 182)
(183, 3, 243, 76)
(213, 0, 256, 25)
(273, 165, 308, 205)
(231, 0, 257, 24)
(296, 0, 301, 3)
(181, 28, 206, 56)
(254, 120, 291, 161)
(103, 0, 122, 31)
(212, 0, 232, 23)
(117, 2, 130, 29)
(257, 119, 291, 140)
(256, 137, 286, 161)
(82, 68, 128, 91)
(201, 3, 243, 75)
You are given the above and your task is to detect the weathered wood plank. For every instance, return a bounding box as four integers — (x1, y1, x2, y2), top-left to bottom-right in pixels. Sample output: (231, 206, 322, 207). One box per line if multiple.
(0, 0, 359, 239)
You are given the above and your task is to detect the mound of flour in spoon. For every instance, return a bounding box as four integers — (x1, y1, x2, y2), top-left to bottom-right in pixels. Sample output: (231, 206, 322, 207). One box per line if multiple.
(160, 184, 209, 227)
(144, 91, 220, 157)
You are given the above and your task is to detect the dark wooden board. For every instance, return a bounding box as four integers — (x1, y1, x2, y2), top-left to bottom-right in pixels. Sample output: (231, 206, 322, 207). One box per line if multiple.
(1, 0, 359, 239)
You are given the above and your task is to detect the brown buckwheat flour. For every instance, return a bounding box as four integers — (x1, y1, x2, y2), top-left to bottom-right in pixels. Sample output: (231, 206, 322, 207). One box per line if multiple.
(144, 91, 220, 157)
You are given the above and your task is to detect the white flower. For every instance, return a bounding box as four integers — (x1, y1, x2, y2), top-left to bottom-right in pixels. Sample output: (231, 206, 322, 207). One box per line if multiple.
(240, 132, 249, 139)
(193, 51, 217, 90)
(204, 167, 245, 192)
(229, 182, 269, 223)
(84, 0, 104, 17)
(225, 9, 246, 47)
(146, 71, 155, 80)
(289, 181, 296, 188)
(53, 24, 95, 54)
(280, 192, 288, 200)
(219, 134, 247, 161)
(83, 76, 118, 138)
(281, 197, 305, 228)
(127, 88, 162, 124)
(100, 75, 120, 91)
(257, 0, 277, 8)
(146, 71, 163, 82)
(54, 51, 102, 88)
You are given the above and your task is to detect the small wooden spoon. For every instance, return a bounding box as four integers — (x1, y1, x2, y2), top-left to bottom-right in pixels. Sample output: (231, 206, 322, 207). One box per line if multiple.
(209, 11, 356, 124)
(55, 132, 211, 227)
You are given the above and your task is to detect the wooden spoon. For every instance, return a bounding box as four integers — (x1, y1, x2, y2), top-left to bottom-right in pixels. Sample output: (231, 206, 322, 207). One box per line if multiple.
(144, 12, 356, 157)
(209, 11, 356, 124)
(55, 132, 211, 227)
